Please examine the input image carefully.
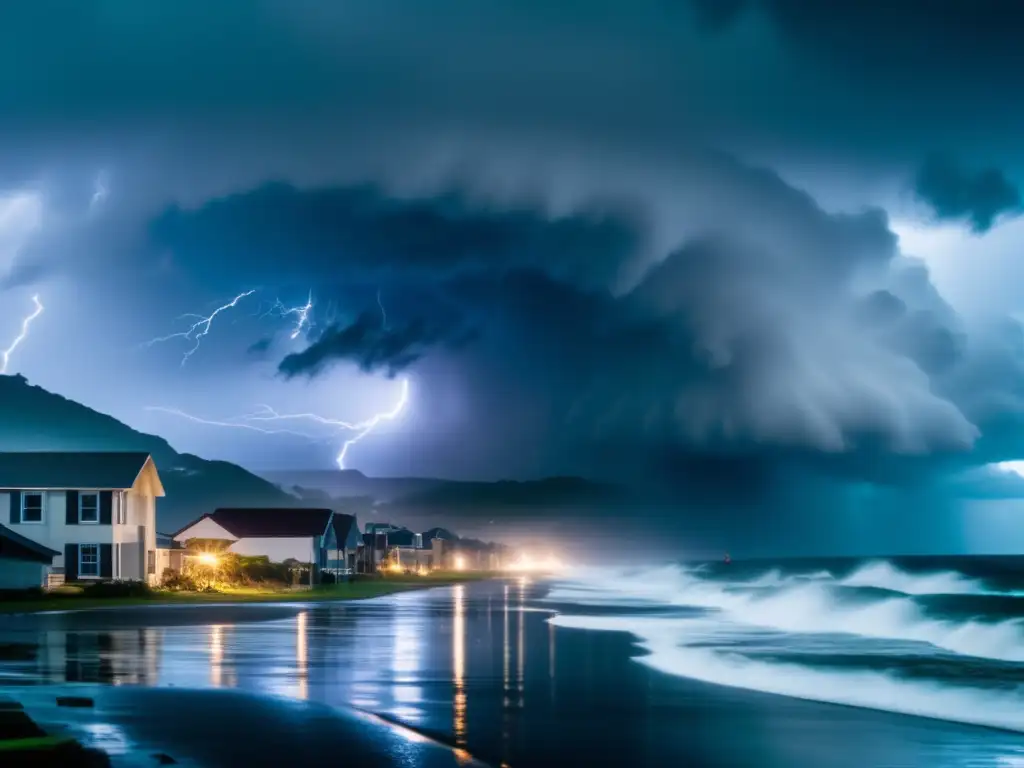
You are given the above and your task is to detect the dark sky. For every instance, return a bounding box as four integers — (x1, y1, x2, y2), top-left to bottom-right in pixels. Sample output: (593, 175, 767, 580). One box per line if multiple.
(3, 1, 1024, 551)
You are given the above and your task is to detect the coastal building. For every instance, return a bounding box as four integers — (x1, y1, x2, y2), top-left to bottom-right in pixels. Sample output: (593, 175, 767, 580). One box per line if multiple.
(154, 532, 185, 580)
(325, 512, 362, 577)
(171, 507, 336, 584)
(422, 527, 459, 569)
(0, 451, 164, 585)
(384, 527, 431, 571)
(0, 522, 60, 589)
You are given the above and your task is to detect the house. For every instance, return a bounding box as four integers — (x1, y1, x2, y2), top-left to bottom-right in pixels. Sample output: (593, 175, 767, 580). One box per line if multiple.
(171, 507, 336, 584)
(0, 522, 60, 589)
(0, 452, 164, 584)
(365, 522, 405, 536)
(155, 532, 185, 579)
(422, 527, 458, 543)
(380, 527, 433, 571)
(325, 512, 361, 577)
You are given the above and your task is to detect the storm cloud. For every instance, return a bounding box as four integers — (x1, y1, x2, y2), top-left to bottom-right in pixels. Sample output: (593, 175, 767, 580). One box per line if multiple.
(914, 155, 1022, 233)
(149, 151, 1011, 485)
(1, 0, 1024, 553)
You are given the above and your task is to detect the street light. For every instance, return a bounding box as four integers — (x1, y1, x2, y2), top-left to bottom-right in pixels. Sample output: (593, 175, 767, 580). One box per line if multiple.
(196, 552, 219, 567)
(454, 555, 466, 571)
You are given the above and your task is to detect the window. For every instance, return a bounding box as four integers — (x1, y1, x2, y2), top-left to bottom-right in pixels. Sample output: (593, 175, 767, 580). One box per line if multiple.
(117, 493, 127, 524)
(80, 544, 99, 577)
(21, 493, 43, 523)
(114, 543, 121, 579)
(79, 493, 99, 523)
(414, 533, 423, 549)
(147, 550, 156, 575)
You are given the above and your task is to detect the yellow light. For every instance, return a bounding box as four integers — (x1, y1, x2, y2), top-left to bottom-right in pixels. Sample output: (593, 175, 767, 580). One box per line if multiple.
(196, 552, 219, 567)
(453, 555, 466, 571)
(507, 553, 564, 573)
(387, 562, 403, 573)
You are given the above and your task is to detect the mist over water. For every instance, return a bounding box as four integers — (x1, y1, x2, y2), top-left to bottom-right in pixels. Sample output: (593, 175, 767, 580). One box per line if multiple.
(546, 558, 1024, 733)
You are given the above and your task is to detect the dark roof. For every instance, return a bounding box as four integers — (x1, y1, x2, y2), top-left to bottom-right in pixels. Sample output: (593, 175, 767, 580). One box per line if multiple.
(332, 513, 360, 545)
(386, 529, 418, 548)
(177, 508, 333, 539)
(0, 452, 153, 490)
(422, 527, 458, 541)
(0, 523, 59, 563)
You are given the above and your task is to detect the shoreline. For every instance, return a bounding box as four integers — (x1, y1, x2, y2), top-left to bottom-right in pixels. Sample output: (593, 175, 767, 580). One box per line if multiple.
(0, 572, 497, 615)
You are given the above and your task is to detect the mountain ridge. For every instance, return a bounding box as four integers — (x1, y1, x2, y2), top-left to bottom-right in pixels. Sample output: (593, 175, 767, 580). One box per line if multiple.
(0, 374, 617, 534)
(0, 374, 294, 531)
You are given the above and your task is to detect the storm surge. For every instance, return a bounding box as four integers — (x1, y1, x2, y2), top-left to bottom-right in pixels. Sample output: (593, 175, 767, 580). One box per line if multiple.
(546, 560, 1024, 733)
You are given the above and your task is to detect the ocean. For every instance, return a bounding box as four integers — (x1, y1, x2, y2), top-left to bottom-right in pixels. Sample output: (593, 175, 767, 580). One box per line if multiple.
(548, 556, 1024, 735)
(1, 559, 1023, 767)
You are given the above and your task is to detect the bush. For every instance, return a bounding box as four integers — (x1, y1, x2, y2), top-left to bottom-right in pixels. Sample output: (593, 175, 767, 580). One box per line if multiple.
(0, 587, 45, 602)
(161, 568, 199, 591)
(79, 580, 153, 599)
(319, 571, 336, 585)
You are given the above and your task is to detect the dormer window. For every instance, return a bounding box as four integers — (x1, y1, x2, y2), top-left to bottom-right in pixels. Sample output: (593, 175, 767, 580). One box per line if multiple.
(79, 492, 99, 523)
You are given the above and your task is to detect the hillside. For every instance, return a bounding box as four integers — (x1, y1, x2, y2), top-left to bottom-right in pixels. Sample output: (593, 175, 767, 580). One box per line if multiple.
(0, 374, 293, 531)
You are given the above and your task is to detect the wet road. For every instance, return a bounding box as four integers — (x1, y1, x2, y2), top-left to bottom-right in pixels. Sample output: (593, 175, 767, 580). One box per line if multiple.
(2, 579, 1024, 767)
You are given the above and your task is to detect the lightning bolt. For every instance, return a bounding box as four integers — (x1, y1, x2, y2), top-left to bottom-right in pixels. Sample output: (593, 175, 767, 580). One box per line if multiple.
(239, 377, 410, 469)
(0, 294, 43, 375)
(143, 290, 256, 365)
(336, 378, 409, 469)
(142, 406, 332, 442)
(146, 377, 410, 470)
(377, 289, 388, 330)
(262, 291, 314, 339)
(90, 171, 109, 212)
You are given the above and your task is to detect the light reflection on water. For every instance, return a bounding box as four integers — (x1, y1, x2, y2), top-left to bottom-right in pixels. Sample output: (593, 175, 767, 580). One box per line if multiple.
(1, 582, 1022, 768)
(452, 584, 466, 747)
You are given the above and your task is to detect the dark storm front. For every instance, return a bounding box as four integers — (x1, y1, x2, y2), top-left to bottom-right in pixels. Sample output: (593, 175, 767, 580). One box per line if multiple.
(0, 577, 1022, 768)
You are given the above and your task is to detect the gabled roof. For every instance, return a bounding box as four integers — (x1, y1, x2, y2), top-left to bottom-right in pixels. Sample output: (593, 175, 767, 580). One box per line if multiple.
(176, 508, 333, 539)
(0, 523, 60, 563)
(422, 527, 458, 541)
(332, 513, 361, 546)
(0, 452, 156, 491)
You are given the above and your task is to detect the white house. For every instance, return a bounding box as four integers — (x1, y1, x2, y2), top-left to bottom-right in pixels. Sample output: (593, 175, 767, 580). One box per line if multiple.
(0, 522, 60, 589)
(172, 507, 335, 582)
(0, 451, 164, 585)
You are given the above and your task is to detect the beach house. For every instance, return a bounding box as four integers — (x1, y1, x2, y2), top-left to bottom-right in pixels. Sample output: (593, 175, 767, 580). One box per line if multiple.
(0, 451, 164, 585)
(171, 507, 336, 582)
(325, 512, 362, 577)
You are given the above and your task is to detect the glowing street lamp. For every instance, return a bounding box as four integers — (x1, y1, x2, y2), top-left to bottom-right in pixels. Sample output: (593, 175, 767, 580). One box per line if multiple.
(196, 552, 219, 567)
(453, 555, 467, 571)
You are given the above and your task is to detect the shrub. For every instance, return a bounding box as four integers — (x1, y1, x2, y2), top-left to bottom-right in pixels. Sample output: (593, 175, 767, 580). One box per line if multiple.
(161, 569, 200, 591)
(320, 571, 336, 585)
(79, 580, 153, 599)
(0, 587, 45, 602)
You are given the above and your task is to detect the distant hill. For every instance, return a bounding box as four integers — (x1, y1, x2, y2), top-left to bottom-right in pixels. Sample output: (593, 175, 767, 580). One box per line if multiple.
(259, 469, 442, 502)
(0, 374, 621, 540)
(0, 374, 294, 531)
(261, 468, 624, 539)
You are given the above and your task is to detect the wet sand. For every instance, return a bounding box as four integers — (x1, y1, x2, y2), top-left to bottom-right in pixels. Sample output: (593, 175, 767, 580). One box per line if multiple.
(1, 580, 1023, 767)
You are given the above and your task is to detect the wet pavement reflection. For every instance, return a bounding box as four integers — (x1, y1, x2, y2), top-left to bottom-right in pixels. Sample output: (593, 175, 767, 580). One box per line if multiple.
(2, 579, 1024, 767)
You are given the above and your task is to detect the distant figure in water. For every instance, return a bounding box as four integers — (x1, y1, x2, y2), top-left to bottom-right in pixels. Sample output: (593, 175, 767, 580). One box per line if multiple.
(724, 552, 731, 564)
